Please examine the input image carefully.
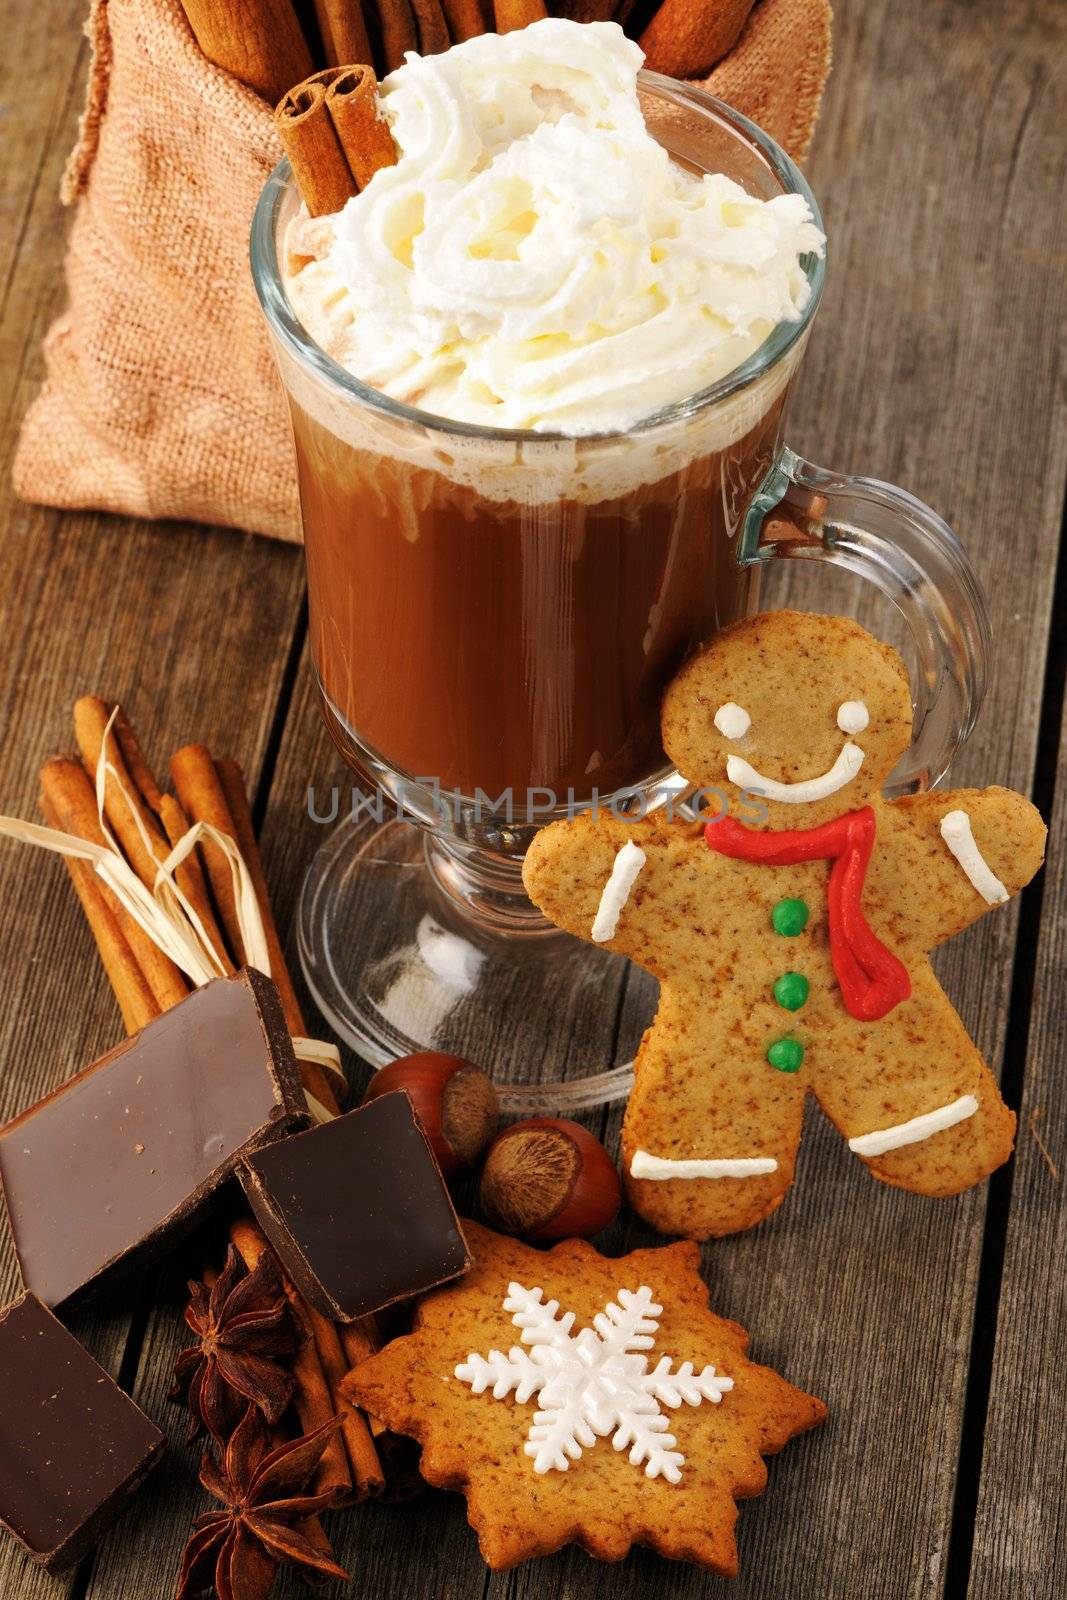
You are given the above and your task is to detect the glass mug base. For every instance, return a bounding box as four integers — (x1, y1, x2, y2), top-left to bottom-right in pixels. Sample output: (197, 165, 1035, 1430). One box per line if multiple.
(297, 811, 650, 1112)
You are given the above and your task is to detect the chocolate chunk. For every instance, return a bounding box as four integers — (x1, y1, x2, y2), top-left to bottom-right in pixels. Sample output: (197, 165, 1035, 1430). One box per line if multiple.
(240, 1090, 471, 1321)
(0, 969, 307, 1308)
(0, 1293, 164, 1571)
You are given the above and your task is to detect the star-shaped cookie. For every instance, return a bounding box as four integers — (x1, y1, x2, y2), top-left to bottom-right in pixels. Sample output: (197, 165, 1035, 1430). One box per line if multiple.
(344, 1221, 825, 1572)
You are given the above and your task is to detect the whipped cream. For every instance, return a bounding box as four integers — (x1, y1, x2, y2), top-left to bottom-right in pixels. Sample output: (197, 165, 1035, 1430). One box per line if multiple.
(283, 18, 824, 434)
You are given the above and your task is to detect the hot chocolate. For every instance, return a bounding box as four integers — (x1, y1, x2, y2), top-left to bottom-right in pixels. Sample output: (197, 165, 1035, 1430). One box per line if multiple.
(276, 18, 822, 810)
(293, 389, 788, 801)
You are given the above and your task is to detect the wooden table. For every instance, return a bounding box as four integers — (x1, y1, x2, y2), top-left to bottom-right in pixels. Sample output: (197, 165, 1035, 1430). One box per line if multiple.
(1, 1, 1065, 1595)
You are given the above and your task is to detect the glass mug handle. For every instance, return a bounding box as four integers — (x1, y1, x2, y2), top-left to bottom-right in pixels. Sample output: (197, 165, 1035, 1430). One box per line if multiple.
(521, 448, 994, 1114)
(739, 445, 991, 793)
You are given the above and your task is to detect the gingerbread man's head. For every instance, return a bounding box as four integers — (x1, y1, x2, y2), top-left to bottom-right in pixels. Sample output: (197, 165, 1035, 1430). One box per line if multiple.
(662, 612, 913, 817)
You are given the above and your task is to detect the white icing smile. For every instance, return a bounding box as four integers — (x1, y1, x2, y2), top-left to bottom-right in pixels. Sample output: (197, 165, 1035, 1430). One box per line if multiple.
(726, 741, 865, 804)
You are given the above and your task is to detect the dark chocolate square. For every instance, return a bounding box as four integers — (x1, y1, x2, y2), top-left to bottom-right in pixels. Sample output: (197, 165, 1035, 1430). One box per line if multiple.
(0, 1293, 164, 1571)
(239, 1090, 471, 1320)
(0, 969, 307, 1308)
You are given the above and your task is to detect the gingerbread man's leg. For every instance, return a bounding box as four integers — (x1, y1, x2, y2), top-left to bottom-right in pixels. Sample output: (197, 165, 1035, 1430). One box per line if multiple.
(810, 964, 1015, 1196)
(622, 981, 806, 1240)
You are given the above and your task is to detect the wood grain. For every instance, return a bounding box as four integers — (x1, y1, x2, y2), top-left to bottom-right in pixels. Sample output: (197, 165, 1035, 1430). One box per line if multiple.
(0, 0, 1064, 1596)
(967, 671, 1067, 1588)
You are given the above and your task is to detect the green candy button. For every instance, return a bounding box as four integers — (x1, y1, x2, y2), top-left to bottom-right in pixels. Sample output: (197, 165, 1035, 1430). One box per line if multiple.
(767, 1038, 805, 1073)
(773, 972, 810, 1012)
(772, 897, 809, 937)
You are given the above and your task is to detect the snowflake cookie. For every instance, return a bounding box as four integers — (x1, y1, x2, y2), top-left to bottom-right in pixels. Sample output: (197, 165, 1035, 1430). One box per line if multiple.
(344, 1221, 825, 1572)
(523, 612, 1047, 1241)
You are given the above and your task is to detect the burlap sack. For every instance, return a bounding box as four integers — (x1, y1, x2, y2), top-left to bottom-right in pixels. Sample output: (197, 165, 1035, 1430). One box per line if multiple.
(13, 0, 833, 544)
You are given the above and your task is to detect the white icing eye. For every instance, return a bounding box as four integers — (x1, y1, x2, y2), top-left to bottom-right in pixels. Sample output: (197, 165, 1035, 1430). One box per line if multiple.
(837, 700, 869, 735)
(714, 702, 751, 740)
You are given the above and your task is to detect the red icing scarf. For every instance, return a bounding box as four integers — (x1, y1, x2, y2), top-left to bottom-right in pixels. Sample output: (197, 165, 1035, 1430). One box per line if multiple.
(704, 806, 911, 1021)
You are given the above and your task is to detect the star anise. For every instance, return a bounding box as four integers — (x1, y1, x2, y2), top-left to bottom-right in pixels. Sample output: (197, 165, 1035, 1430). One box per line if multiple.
(171, 1246, 300, 1442)
(177, 1406, 349, 1600)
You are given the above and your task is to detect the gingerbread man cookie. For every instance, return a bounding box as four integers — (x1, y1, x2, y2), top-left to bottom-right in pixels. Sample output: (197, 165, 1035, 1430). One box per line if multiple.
(523, 612, 1046, 1240)
(345, 1221, 825, 1572)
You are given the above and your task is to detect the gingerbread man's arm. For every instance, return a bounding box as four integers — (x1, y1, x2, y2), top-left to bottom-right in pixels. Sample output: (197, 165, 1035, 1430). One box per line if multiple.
(883, 786, 1046, 948)
(522, 812, 704, 977)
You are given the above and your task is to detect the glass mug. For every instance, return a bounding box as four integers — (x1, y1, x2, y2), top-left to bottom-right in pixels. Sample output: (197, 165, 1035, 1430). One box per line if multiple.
(251, 74, 989, 1109)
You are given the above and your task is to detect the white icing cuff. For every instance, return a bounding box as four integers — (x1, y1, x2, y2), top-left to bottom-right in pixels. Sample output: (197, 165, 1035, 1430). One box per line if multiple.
(848, 1093, 980, 1158)
(727, 741, 864, 803)
(631, 1150, 778, 1180)
(940, 809, 1009, 904)
(591, 840, 647, 942)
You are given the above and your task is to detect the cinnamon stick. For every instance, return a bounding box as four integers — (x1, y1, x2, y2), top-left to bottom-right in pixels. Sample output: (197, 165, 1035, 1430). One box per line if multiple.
(638, 0, 755, 80)
(212, 759, 306, 1036)
(157, 794, 235, 975)
(110, 707, 166, 814)
(38, 791, 159, 1035)
(204, 756, 343, 1117)
(276, 75, 358, 218)
(441, 0, 485, 40)
(339, 1320, 388, 1437)
(374, 0, 417, 70)
(230, 1219, 353, 1500)
(74, 697, 180, 902)
(556, 0, 615, 18)
(493, 0, 546, 30)
(412, 0, 449, 53)
(170, 747, 248, 967)
(39, 759, 189, 1016)
(177, 0, 314, 104)
(324, 66, 398, 190)
(308, 1305, 384, 1495)
(75, 699, 231, 975)
(314, 0, 373, 65)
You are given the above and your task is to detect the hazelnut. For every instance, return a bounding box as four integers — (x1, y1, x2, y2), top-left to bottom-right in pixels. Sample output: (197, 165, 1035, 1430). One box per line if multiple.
(478, 1118, 621, 1243)
(362, 1053, 499, 1176)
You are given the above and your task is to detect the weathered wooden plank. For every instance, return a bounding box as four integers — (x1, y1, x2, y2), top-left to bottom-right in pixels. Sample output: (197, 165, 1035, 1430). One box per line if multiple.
(965, 674, 1067, 1596)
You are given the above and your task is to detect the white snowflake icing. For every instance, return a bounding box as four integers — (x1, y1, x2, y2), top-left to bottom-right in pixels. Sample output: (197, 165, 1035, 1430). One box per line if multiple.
(454, 1282, 733, 1484)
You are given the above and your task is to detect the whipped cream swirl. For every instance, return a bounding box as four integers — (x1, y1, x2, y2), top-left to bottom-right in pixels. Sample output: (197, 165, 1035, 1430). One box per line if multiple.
(284, 18, 824, 434)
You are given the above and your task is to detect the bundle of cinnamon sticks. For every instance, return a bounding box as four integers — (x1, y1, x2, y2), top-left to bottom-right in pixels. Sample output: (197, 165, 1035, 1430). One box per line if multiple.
(178, 0, 758, 102)
(38, 698, 384, 1502)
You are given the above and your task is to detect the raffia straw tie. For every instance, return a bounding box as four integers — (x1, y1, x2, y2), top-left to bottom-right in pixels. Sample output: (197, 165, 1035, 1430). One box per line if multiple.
(0, 710, 344, 1115)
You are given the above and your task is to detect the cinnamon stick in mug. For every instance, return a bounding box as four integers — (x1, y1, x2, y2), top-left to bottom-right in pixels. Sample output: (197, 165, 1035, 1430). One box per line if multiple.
(639, 0, 755, 80)
(178, 0, 314, 104)
(325, 66, 398, 189)
(493, 0, 546, 29)
(276, 76, 358, 217)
